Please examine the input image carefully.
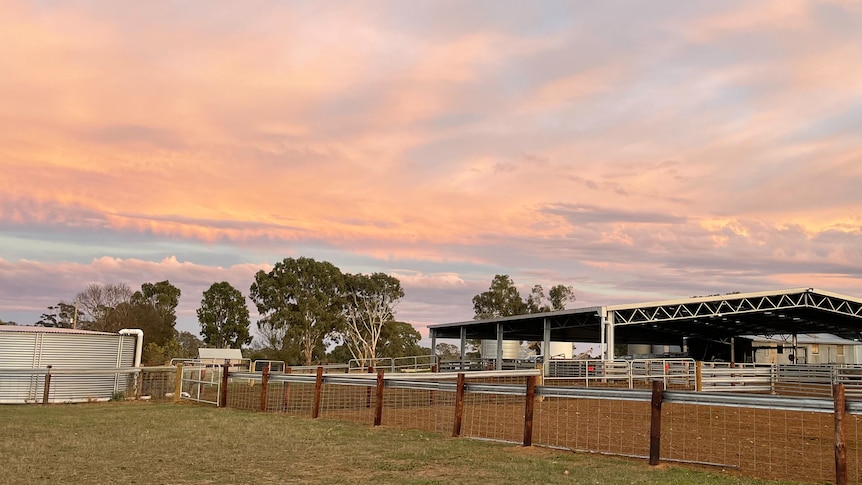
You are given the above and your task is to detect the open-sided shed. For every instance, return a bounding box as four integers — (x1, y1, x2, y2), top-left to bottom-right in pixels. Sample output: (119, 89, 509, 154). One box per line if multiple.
(428, 288, 862, 366)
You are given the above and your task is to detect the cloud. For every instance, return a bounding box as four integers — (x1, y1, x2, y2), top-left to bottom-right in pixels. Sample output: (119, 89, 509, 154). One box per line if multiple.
(1, 1, 862, 340)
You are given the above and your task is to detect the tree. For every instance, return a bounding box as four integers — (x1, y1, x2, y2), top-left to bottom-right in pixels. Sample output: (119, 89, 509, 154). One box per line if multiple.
(376, 321, 423, 359)
(0, 318, 18, 325)
(128, 280, 182, 348)
(250, 257, 345, 366)
(142, 339, 183, 366)
(197, 282, 252, 349)
(340, 272, 404, 366)
(75, 283, 133, 332)
(435, 343, 461, 360)
(473, 275, 576, 319)
(472, 276, 576, 354)
(472, 275, 527, 319)
(548, 284, 576, 311)
(177, 331, 204, 357)
(36, 302, 77, 328)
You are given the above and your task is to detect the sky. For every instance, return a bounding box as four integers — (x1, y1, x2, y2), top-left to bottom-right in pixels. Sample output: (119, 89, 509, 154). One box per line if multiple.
(2, 0, 862, 346)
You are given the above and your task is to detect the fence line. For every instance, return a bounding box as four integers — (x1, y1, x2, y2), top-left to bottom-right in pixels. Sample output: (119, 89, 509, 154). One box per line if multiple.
(218, 365, 859, 484)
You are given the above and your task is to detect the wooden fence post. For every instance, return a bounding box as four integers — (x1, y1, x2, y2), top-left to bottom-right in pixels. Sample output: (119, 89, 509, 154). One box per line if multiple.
(312, 366, 324, 419)
(695, 361, 703, 392)
(649, 380, 664, 466)
(42, 365, 52, 405)
(219, 362, 229, 408)
(260, 365, 270, 412)
(282, 367, 292, 412)
(452, 373, 466, 437)
(174, 363, 183, 403)
(834, 383, 847, 485)
(523, 375, 536, 446)
(374, 369, 385, 426)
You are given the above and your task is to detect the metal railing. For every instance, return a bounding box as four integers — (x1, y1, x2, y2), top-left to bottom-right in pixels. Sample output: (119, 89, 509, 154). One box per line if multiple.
(698, 363, 773, 392)
(544, 358, 697, 389)
(347, 354, 437, 373)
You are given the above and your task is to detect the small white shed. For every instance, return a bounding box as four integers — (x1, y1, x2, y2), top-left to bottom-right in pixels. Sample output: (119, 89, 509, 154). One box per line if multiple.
(197, 348, 245, 366)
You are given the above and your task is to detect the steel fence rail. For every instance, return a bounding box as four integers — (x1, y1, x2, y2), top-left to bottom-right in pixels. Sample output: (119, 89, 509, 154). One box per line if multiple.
(664, 390, 839, 413)
(538, 385, 653, 401)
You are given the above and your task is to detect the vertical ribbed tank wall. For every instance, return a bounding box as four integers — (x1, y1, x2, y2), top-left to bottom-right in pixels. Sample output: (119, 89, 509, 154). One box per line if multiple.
(541, 342, 573, 359)
(480, 339, 521, 359)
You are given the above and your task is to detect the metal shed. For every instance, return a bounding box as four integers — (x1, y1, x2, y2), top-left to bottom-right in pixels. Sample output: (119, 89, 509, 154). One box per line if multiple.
(0, 326, 143, 403)
(429, 287, 862, 366)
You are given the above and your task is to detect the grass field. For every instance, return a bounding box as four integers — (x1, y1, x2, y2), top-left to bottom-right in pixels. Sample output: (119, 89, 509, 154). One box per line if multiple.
(0, 402, 798, 484)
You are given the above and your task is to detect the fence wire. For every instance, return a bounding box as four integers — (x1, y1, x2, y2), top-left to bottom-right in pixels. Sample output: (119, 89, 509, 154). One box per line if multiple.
(139, 367, 176, 402)
(211, 369, 862, 484)
(382, 387, 455, 436)
(320, 382, 375, 424)
(663, 403, 835, 482)
(533, 397, 650, 457)
(851, 414, 861, 485)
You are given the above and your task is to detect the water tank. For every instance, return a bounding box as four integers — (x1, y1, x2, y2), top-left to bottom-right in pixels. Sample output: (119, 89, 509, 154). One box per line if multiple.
(541, 342, 573, 359)
(480, 339, 521, 359)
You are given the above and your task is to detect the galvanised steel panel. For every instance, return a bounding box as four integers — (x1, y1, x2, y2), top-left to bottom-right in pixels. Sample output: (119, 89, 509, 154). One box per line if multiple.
(0, 333, 41, 368)
(120, 336, 135, 367)
(0, 330, 138, 403)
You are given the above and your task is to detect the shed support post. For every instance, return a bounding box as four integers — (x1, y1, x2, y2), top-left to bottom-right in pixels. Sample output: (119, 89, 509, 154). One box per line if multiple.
(496, 323, 504, 370)
(542, 318, 551, 363)
(605, 312, 616, 360)
(460, 327, 467, 361)
(730, 337, 736, 366)
(430, 329, 437, 368)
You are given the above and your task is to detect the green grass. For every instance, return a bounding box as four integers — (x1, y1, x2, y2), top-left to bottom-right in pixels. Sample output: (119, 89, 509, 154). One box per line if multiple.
(0, 402, 798, 485)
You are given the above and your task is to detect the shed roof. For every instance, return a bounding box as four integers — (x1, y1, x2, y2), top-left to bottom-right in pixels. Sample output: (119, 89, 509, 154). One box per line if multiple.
(428, 288, 862, 345)
(198, 348, 243, 360)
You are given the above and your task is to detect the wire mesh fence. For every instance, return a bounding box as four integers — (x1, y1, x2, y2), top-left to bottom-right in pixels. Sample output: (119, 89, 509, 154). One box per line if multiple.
(533, 394, 651, 457)
(204, 366, 862, 484)
(138, 366, 176, 402)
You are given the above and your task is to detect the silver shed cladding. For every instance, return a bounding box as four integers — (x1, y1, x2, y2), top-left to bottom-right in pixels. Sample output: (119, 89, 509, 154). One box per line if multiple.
(0, 326, 140, 403)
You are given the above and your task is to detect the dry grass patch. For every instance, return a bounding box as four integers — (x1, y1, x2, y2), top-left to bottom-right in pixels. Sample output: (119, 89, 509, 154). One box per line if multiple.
(0, 402, 800, 484)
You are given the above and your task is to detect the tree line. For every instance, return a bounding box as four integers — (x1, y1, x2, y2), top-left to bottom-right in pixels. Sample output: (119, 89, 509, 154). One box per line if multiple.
(33, 257, 422, 366)
(30, 262, 575, 366)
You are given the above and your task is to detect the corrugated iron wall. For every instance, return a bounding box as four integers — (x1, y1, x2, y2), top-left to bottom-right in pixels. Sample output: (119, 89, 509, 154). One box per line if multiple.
(0, 331, 138, 403)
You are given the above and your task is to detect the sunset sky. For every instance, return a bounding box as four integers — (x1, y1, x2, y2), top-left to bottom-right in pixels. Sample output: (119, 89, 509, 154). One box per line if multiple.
(2, 1, 861, 344)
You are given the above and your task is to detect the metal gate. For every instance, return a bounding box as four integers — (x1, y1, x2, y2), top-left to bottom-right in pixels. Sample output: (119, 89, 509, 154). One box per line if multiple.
(179, 365, 222, 405)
